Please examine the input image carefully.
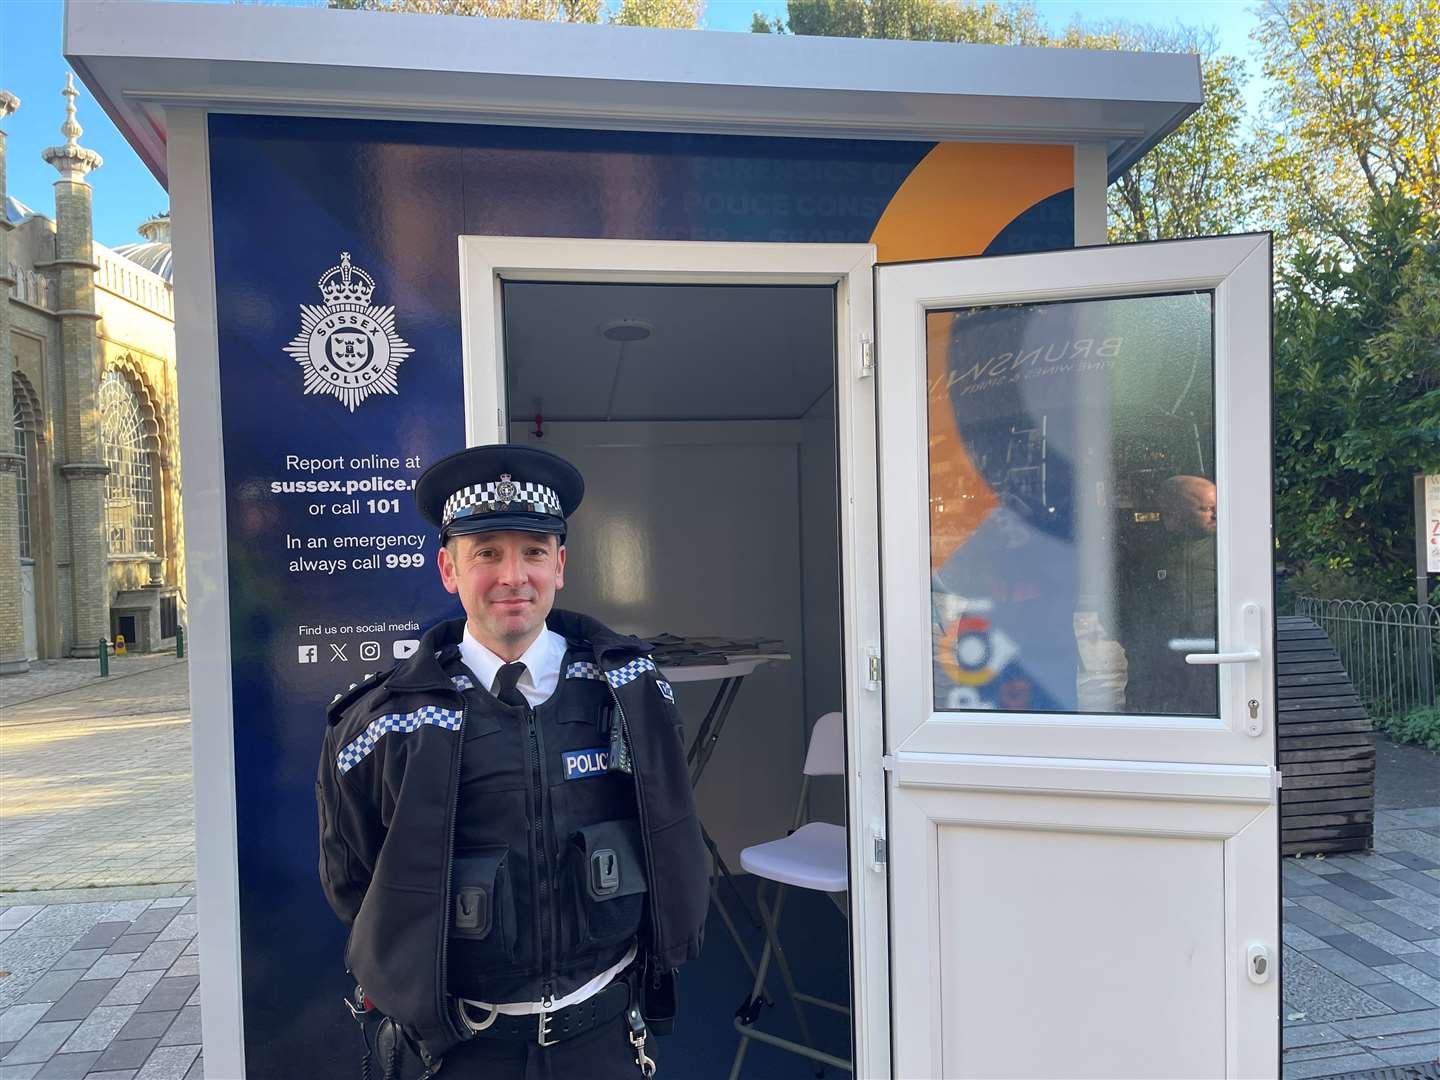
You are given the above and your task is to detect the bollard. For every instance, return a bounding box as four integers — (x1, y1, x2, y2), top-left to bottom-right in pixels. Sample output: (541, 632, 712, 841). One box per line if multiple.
(99, 639, 110, 677)
(176, 625, 185, 659)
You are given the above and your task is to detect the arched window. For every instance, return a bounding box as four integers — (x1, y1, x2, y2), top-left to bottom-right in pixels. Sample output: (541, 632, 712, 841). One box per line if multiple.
(12, 392, 36, 560)
(100, 370, 159, 555)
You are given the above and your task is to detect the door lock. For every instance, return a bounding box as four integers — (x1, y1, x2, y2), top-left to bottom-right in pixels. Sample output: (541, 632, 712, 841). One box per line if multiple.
(1245, 698, 1262, 736)
(1247, 944, 1272, 984)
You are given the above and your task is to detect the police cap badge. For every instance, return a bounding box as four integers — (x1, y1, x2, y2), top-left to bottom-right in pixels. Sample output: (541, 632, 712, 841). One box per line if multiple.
(415, 444, 584, 543)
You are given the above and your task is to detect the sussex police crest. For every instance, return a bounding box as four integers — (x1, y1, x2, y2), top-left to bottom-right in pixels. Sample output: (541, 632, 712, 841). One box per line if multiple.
(495, 474, 517, 509)
(285, 252, 413, 412)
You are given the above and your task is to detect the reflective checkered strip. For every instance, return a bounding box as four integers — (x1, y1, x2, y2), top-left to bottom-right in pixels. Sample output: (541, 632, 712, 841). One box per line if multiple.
(443, 479, 561, 527)
(451, 674, 474, 691)
(565, 661, 604, 681)
(606, 657, 657, 688)
(336, 706, 463, 774)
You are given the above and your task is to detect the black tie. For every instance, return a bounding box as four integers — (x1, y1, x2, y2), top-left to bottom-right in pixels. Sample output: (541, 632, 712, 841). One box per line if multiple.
(492, 662, 528, 709)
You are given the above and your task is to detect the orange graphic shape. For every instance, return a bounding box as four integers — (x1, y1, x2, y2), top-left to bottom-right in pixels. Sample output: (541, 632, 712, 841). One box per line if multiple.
(870, 143, 1074, 263)
(870, 143, 1074, 569)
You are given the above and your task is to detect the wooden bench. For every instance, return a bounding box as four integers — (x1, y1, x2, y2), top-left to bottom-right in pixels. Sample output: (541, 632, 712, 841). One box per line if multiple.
(1276, 614, 1375, 855)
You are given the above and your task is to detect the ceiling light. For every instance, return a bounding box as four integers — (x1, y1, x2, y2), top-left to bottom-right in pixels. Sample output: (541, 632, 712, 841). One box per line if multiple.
(601, 319, 653, 343)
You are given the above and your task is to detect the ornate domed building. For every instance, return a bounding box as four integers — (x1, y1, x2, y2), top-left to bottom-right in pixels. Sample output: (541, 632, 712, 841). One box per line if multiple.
(112, 213, 174, 283)
(1, 80, 184, 670)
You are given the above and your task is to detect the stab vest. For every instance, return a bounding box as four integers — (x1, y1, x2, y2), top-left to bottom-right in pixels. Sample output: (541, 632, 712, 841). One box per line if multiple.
(440, 643, 643, 1004)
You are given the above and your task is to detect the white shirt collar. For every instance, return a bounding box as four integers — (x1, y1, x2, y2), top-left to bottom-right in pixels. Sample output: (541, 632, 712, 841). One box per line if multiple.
(459, 623, 567, 707)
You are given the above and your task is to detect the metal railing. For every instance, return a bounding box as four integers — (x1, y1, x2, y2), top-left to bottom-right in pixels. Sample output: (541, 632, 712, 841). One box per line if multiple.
(1295, 596, 1439, 718)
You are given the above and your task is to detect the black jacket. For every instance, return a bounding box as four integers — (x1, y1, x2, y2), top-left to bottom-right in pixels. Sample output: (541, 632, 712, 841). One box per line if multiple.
(316, 611, 708, 1060)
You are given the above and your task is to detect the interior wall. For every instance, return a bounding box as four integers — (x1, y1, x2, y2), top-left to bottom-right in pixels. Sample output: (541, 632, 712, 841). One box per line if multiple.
(510, 420, 810, 864)
(799, 388, 847, 826)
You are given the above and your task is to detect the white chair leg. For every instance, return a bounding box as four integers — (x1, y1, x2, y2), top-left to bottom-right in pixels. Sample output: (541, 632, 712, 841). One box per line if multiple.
(757, 882, 819, 1067)
(729, 881, 777, 1080)
(713, 872, 762, 981)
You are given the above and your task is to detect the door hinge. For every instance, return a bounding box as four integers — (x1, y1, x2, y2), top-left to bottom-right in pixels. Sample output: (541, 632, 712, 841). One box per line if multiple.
(859, 337, 875, 379)
(871, 823, 887, 872)
(865, 646, 882, 691)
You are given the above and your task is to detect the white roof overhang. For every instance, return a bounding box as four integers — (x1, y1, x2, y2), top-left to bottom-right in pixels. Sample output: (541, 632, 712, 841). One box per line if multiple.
(64, 0, 1202, 189)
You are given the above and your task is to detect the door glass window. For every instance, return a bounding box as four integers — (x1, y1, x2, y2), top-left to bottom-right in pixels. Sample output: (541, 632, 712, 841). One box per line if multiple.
(926, 292, 1218, 716)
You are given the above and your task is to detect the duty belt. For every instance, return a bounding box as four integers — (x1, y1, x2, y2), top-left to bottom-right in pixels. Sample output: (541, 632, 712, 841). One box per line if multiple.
(456, 977, 633, 1047)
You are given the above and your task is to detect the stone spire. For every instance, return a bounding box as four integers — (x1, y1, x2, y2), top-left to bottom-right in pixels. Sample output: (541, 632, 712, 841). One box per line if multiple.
(0, 90, 17, 210)
(42, 74, 102, 181)
(45, 73, 110, 658)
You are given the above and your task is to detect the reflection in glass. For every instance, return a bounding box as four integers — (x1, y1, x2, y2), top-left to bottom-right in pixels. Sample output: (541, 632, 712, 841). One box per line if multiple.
(926, 292, 1219, 717)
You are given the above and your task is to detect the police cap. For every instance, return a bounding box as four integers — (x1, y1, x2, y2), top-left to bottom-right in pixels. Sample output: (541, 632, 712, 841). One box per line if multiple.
(415, 444, 584, 543)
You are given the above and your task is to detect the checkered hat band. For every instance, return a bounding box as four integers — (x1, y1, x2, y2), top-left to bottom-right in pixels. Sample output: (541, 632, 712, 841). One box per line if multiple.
(443, 480, 562, 527)
(336, 706, 463, 774)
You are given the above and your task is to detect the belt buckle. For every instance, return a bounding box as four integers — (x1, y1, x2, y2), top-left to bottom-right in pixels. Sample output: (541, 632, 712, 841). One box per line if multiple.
(537, 1007, 557, 1048)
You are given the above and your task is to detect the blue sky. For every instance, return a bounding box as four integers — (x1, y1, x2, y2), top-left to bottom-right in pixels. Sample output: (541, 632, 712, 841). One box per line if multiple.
(4, 0, 1261, 250)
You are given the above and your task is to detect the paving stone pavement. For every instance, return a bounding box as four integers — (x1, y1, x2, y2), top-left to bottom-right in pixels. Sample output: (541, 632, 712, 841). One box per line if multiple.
(0, 662, 194, 893)
(2, 658, 1437, 1078)
(1282, 805, 1440, 1078)
(0, 888, 203, 1079)
(0, 657, 185, 712)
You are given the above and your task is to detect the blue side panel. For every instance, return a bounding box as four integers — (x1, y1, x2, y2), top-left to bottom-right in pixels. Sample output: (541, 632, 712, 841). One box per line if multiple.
(207, 113, 933, 1078)
(208, 116, 472, 1080)
(457, 125, 930, 243)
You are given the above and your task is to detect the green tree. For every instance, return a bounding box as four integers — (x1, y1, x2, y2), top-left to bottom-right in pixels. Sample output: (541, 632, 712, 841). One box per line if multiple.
(1077, 28, 1263, 243)
(751, 0, 1046, 45)
(612, 0, 701, 27)
(1256, 0, 1440, 255)
(1273, 192, 1440, 600)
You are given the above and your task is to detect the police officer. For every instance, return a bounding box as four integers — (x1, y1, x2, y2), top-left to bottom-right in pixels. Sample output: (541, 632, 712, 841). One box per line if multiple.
(317, 445, 710, 1078)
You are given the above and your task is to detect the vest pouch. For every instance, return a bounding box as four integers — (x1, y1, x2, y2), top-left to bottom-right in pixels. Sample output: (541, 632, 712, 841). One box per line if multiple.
(451, 846, 516, 963)
(569, 818, 647, 950)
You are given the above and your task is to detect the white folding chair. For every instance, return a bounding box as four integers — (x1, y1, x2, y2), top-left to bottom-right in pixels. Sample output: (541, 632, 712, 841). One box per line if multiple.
(729, 711, 851, 1078)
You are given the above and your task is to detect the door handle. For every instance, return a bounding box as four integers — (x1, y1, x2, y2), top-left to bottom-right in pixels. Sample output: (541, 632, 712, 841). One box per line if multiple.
(1178, 602, 1267, 736)
(1183, 649, 1261, 665)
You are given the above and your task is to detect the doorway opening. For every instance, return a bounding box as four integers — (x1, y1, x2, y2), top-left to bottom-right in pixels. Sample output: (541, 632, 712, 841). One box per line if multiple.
(500, 279, 854, 1076)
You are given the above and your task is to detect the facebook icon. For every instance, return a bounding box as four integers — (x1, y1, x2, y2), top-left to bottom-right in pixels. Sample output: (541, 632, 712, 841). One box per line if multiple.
(297, 645, 318, 664)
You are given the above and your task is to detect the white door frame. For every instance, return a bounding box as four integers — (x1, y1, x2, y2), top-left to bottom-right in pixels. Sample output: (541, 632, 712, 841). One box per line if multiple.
(458, 235, 890, 1079)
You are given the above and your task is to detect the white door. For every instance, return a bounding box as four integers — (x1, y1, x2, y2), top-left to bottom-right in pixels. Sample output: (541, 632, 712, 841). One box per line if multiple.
(877, 235, 1277, 1079)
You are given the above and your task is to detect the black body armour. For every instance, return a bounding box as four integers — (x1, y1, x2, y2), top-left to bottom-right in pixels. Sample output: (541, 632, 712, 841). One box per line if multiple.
(440, 644, 644, 1005)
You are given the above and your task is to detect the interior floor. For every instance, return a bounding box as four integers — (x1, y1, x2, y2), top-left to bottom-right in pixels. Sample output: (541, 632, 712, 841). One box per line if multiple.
(677, 877, 853, 1078)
